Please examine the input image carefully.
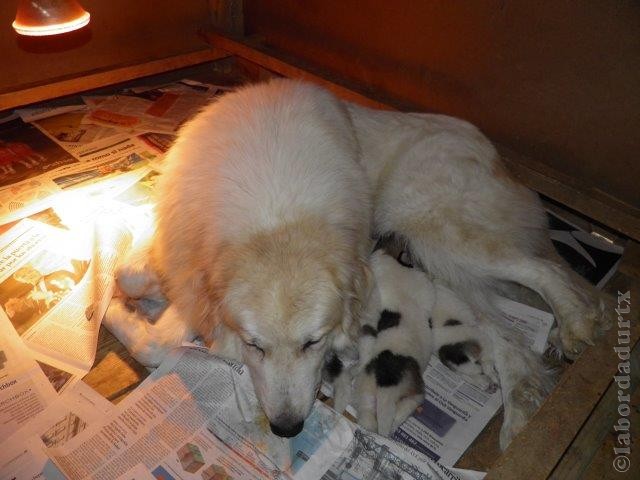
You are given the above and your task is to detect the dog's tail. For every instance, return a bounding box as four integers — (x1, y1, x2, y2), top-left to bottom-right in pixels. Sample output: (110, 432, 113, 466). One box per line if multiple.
(460, 287, 557, 449)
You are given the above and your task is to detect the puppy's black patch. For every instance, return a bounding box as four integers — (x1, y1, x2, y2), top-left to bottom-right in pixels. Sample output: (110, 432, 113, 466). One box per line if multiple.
(360, 325, 378, 337)
(438, 341, 481, 369)
(365, 350, 421, 387)
(444, 318, 462, 326)
(323, 353, 343, 382)
(377, 309, 401, 332)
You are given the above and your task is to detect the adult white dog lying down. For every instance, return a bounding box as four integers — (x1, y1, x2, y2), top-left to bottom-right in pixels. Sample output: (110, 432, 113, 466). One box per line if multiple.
(106, 79, 610, 446)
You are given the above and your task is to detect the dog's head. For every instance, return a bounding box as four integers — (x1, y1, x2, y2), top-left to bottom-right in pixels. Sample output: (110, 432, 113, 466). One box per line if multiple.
(211, 218, 368, 437)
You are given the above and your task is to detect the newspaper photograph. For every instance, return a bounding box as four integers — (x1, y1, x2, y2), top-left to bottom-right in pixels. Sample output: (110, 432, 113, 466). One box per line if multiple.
(82, 81, 226, 135)
(0, 380, 114, 480)
(547, 210, 623, 288)
(0, 114, 163, 225)
(0, 217, 131, 382)
(0, 116, 78, 189)
(32, 108, 126, 160)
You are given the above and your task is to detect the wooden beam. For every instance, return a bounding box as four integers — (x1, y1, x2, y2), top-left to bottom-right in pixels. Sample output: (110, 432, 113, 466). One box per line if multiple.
(201, 30, 401, 110)
(202, 30, 640, 242)
(547, 344, 639, 479)
(0, 48, 230, 111)
(500, 146, 640, 242)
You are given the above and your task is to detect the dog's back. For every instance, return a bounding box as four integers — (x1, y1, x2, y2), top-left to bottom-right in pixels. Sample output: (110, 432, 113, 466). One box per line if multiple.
(156, 79, 368, 246)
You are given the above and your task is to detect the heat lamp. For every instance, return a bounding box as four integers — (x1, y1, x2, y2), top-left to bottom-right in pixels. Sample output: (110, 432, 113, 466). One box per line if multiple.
(12, 0, 90, 36)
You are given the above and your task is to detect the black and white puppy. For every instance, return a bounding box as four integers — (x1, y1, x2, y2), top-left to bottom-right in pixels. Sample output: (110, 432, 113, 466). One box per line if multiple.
(325, 250, 496, 437)
(354, 249, 436, 436)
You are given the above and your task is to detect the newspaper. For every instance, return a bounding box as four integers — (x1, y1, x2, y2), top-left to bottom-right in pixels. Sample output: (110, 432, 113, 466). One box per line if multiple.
(31, 108, 129, 160)
(0, 217, 131, 386)
(0, 310, 58, 440)
(0, 380, 114, 479)
(547, 210, 624, 288)
(0, 79, 626, 479)
(81, 81, 226, 135)
(47, 347, 483, 480)
(0, 80, 225, 225)
(0, 113, 161, 225)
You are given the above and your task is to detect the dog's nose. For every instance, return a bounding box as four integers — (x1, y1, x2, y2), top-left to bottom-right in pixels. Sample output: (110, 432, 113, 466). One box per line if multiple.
(270, 419, 304, 438)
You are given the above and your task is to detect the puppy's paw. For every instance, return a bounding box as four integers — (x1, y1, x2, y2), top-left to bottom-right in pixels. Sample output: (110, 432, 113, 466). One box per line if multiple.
(388, 394, 423, 435)
(355, 351, 425, 437)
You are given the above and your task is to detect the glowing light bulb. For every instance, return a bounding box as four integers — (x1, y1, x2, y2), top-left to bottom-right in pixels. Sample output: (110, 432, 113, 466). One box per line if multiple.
(12, 0, 90, 37)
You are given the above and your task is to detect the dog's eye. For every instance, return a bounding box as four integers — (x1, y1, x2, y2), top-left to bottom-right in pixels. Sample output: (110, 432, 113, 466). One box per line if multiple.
(302, 339, 321, 352)
(245, 342, 265, 354)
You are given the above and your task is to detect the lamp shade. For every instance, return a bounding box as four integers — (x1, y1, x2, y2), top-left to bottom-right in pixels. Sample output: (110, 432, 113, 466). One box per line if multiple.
(13, 0, 90, 36)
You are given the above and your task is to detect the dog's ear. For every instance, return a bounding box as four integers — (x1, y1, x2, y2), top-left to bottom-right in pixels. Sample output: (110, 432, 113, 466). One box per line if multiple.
(333, 255, 372, 351)
(209, 320, 242, 361)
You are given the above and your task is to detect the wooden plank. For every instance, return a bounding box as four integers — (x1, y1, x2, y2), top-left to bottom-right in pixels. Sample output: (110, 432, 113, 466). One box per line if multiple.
(202, 31, 640, 242)
(455, 413, 504, 472)
(581, 386, 640, 479)
(619, 241, 640, 280)
(500, 146, 640, 242)
(548, 343, 639, 479)
(485, 272, 640, 479)
(83, 327, 149, 403)
(201, 30, 402, 110)
(0, 48, 229, 111)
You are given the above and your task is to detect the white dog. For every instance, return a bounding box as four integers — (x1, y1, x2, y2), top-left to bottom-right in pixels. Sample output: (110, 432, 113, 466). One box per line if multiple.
(107, 78, 609, 447)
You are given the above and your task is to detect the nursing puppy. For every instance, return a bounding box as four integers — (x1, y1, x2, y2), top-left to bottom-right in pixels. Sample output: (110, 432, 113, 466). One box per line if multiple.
(328, 249, 496, 437)
(109, 78, 609, 447)
(353, 250, 435, 436)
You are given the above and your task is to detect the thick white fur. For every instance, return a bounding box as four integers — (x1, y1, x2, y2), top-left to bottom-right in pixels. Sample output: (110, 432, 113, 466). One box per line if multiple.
(108, 78, 609, 447)
(109, 79, 371, 438)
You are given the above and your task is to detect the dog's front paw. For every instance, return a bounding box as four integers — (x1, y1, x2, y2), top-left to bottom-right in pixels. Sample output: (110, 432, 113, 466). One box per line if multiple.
(116, 255, 163, 301)
(124, 296, 168, 321)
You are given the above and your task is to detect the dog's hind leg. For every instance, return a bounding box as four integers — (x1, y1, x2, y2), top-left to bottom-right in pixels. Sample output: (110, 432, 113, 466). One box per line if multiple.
(481, 255, 611, 359)
(362, 112, 609, 358)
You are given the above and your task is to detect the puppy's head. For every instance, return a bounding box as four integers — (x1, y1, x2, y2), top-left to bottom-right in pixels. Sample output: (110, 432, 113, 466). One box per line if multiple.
(218, 219, 366, 437)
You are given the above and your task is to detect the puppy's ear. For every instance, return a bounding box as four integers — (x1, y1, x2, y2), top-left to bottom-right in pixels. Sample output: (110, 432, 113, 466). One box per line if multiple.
(209, 321, 242, 361)
(334, 256, 372, 351)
